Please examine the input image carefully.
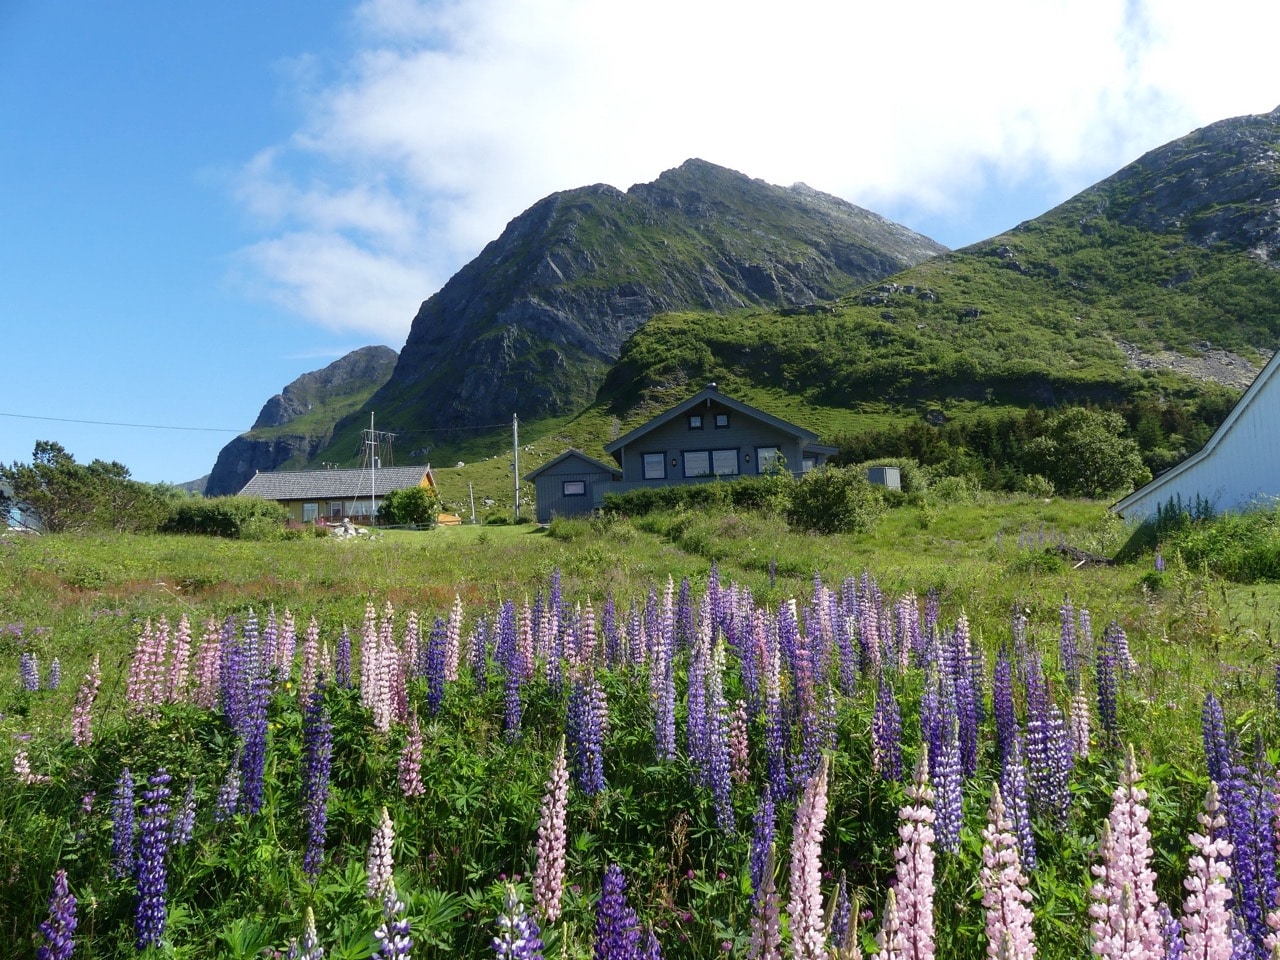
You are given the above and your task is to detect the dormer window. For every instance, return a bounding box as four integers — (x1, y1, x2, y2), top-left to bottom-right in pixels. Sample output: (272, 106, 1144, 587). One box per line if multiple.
(714, 412, 730, 429)
(688, 414, 703, 430)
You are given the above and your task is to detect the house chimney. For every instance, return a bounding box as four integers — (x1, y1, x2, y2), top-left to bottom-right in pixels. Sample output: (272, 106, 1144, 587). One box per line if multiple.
(707, 382, 718, 392)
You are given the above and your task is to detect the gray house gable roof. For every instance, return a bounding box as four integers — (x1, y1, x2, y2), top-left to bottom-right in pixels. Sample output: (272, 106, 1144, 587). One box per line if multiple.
(603, 387, 820, 462)
(523, 449, 622, 482)
(1112, 349, 1280, 517)
(239, 465, 433, 501)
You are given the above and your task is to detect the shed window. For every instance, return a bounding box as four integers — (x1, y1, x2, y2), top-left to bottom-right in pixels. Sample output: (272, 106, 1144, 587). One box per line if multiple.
(562, 480, 586, 496)
(714, 412, 730, 429)
(642, 452, 666, 480)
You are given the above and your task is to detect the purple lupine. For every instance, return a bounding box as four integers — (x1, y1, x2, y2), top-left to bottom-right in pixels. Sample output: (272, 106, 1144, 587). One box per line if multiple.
(426, 615, 447, 716)
(398, 712, 426, 797)
(999, 736, 1037, 872)
(36, 868, 77, 960)
(335, 625, 352, 689)
(371, 882, 413, 960)
(302, 682, 333, 880)
(594, 864, 649, 960)
(213, 747, 241, 822)
(685, 628, 709, 777)
(993, 647, 1017, 763)
(1103, 620, 1138, 678)
(112, 767, 135, 879)
(170, 780, 196, 847)
(762, 639, 790, 800)
(566, 666, 606, 795)
(747, 843, 782, 960)
(930, 701, 964, 856)
(294, 905, 323, 960)
(705, 639, 735, 835)
(828, 871, 852, 955)
(494, 883, 545, 959)
(1095, 628, 1118, 752)
(873, 678, 903, 782)
(497, 601, 522, 742)
(20, 650, 40, 691)
(749, 786, 777, 908)
(1059, 596, 1080, 693)
(1025, 670, 1073, 828)
(1201, 694, 1232, 787)
(1221, 748, 1278, 958)
(134, 768, 172, 950)
(239, 661, 271, 816)
(533, 741, 570, 923)
(470, 615, 490, 692)
(46, 657, 61, 691)
(788, 756, 831, 960)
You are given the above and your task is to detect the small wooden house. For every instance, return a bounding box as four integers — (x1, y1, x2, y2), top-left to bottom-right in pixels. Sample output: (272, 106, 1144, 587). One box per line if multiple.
(523, 450, 622, 523)
(238, 465, 437, 525)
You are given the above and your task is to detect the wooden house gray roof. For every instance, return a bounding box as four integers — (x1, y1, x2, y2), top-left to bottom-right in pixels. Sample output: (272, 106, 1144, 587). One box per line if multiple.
(238, 465, 433, 501)
(523, 449, 622, 482)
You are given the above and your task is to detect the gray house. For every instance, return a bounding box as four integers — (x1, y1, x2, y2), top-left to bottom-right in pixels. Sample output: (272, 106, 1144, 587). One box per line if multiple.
(526, 385, 836, 521)
(523, 450, 622, 523)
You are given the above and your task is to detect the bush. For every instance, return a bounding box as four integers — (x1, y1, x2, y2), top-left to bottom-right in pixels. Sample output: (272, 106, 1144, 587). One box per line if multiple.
(602, 475, 795, 519)
(785, 466, 885, 535)
(376, 486, 441, 527)
(163, 496, 290, 539)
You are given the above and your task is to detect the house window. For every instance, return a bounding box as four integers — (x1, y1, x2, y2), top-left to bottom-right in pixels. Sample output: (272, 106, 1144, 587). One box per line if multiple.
(330, 502, 343, 518)
(756, 447, 782, 473)
(562, 480, 586, 496)
(642, 452, 666, 480)
(302, 503, 318, 522)
(712, 449, 739, 475)
(802, 457, 817, 473)
(683, 450, 711, 477)
(688, 414, 703, 430)
(714, 412, 730, 429)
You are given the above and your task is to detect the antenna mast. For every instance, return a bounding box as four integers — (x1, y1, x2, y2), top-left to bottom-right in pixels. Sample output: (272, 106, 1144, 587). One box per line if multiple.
(361, 413, 396, 526)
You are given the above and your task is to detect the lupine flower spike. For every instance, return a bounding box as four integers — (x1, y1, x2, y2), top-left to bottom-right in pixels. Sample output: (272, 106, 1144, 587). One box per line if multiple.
(36, 868, 77, 960)
(979, 784, 1036, 960)
(788, 755, 831, 960)
(366, 806, 395, 898)
(533, 740, 569, 923)
(1181, 782, 1233, 960)
(494, 883, 545, 959)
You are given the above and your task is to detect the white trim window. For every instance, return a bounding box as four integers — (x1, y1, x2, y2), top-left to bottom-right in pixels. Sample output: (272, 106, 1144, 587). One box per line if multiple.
(562, 480, 586, 496)
(685, 449, 739, 477)
(688, 414, 704, 430)
(683, 450, 711, 477)
(302, 502, 318, 522)
(714, 412, 730, 429)
(642, 452, 666, 480)
(712, 449, 739, 475)
(755, 446, 782, 474)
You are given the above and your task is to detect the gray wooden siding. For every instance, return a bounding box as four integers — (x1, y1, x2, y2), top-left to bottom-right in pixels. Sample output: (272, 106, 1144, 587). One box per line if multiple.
(532, 458, 620, 523)
(614, 401, 806, 483)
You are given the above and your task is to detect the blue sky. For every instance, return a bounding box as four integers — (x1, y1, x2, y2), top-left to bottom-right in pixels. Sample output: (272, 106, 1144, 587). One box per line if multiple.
(3, 0, 1279, 485)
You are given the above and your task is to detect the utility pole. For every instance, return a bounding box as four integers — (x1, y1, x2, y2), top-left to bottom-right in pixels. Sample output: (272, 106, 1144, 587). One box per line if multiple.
(468, 482, 476, 524)
(360, 413, 396, 527)
(512, 413, 520, 521)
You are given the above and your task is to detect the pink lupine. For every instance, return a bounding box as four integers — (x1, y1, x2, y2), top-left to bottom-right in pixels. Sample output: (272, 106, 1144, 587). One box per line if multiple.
(398, 713, 425, 797)
(277, 608, 297, 677)
(979, 784, 1036, 960)
(71, 653, 102, 748)
(299, 615, 321, 702)
(360, 601, 379, 708)
(1089, 744, 1164, 959)
(191, 616, 222, 709)
(894, 748, 936, 960)
(872, 888, 904, 960)
(1069, 688, 1091, 760)
(533, 740, 570, 923)
(167, 614, 191, 703)
(366, 806, 395, 898)
(787, 755, 830, 960)
(1182, 782, 1233, 960)
(729, 698, 751, 786)
(126, 619, 162, 716)
(746, 843, 782, 960)
(445, 593, 463, 680)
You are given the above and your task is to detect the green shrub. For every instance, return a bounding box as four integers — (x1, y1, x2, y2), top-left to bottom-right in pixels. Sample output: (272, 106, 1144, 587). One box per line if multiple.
(785, 466, 885, 535)
(376, 486, 441, 527)
(163, 496, 290, 539)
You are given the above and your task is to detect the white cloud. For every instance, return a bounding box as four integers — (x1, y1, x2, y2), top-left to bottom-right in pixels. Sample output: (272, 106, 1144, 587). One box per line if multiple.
(232, 0, 1280, 341)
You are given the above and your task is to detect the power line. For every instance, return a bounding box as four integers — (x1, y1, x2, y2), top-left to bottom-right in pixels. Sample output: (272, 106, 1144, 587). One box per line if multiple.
(0, 412, 241, 432)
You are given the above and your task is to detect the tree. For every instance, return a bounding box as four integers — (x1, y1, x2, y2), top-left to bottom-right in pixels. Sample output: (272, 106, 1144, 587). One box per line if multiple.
(1023, 408, 1152, 498)
(0, 441, 169, 533)
(786, 466, 885, 535)
(376, 486, 441, 528)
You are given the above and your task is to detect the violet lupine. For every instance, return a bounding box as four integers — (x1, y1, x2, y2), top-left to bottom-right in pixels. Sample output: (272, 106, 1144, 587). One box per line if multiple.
(1104, 619, 1138, 678)
(992, 647, 1017, 764)
(762, 639, 790, 800)
(494, 883, 545, 959)
(873, 678, 903, 782)
(294, 905, 323, 960)
(594, 863, 653, 960)
(36, 868, 77, 960)
(979, 784, 1036, 960)
(71, 653, 101, 748)
(46, 656, 60, 691)
(170, 780, 196, 847)
(749, 786, 777, 909)
(239, 662, 271, 816)
(999, 736, 1037, 872)
(214, 748, 241, 823)
(1059, 597, 1080, 693)
(788, 755, 831, 960)
(371, 882, 413, 960)
(894, 748, 937, 960)
(426, 615, 447, 716)
(496, 601, 523, 742)
(829, 871, 852, 955)
(533, 741, 569, 923)
(20, 650, 40, 691)
(567, 666, 606, 795)
(746, 843, 782, 960)
(1095, 630, 1119, 753)
(930, 702, 964, 856)
(705, 640, 735, 834)
(1024, 671, 1073, 829)
(134, 768, 172, 950)
(335, 626, 352, 689)
(302, 683, 333, 881)
(366, 806, 395, 898)
(112, 767, 135, 879)
(1201, 694, 1232, 787)
(1088, 744, 1163, 960)
(1180, 782, 1233, 960)
(729, 698, 750, 786)
(398, 712, 426, 797)
(1221, 749, 1278, 958)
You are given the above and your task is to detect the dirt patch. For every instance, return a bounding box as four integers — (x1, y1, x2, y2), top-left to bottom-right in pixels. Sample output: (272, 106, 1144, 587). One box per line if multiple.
(1115, 339, 1272, 390)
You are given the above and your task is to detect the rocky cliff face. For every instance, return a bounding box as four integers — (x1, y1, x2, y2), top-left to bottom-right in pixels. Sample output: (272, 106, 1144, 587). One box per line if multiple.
(347, 159, 947, 443)
(206, 345, 397, 496)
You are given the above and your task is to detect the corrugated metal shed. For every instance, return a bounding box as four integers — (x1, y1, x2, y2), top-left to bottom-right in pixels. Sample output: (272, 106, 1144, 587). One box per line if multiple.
(1112, 350, 1280, 520)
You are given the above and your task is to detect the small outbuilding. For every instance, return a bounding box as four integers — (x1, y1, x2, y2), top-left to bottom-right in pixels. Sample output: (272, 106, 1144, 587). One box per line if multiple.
(238, 464, 437, 525)
(523, 450, 622, 524)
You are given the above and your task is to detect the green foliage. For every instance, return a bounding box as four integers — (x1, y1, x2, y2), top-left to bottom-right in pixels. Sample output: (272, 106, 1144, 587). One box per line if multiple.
(163, 495, 291, 539)
(602, 474, 796, 519)
(1023, 408, 1151, 498)
(785, 466, 885, 534)
(0, 440, 170, 533)
(1155, 504, 1280, 583)
(376, 486, 442, 527)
